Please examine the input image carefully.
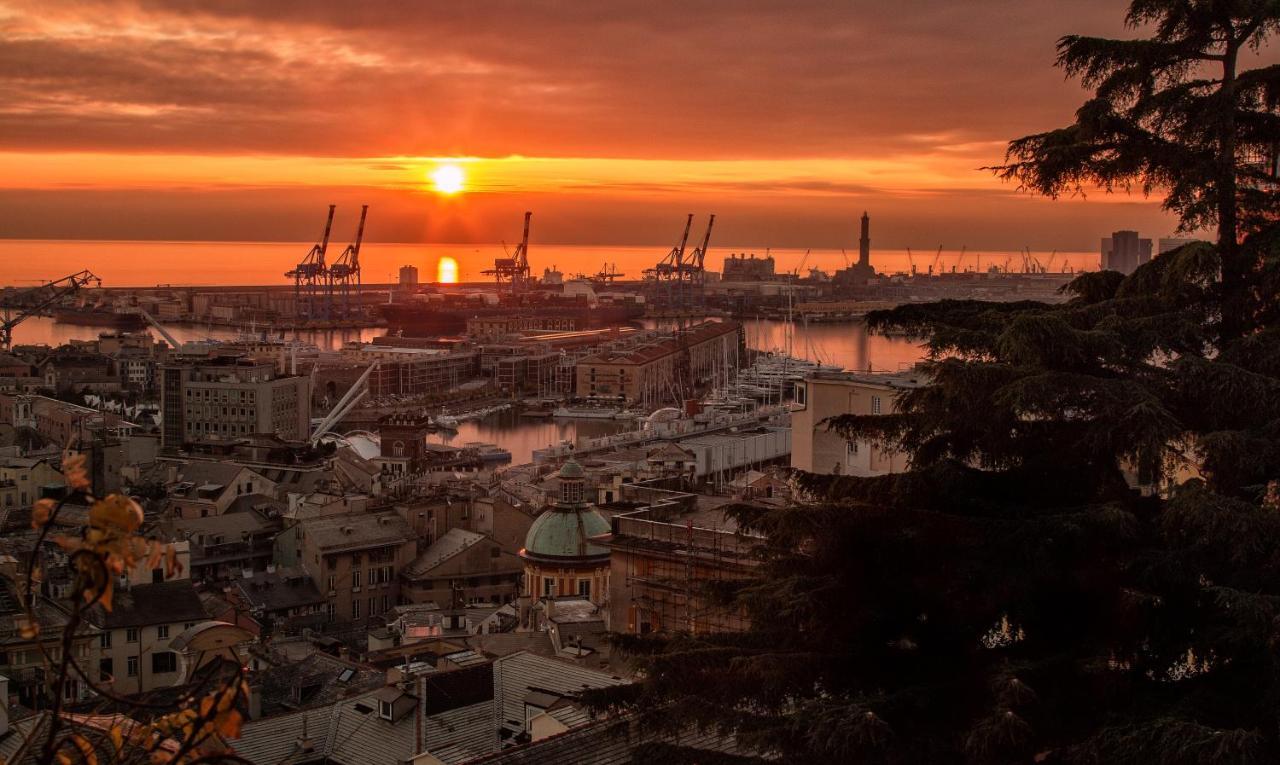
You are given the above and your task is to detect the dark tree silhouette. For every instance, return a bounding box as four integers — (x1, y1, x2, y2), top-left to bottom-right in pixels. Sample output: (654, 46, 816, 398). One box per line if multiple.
(993, 0, 1280, 341)
(587, 3, 1280, 763)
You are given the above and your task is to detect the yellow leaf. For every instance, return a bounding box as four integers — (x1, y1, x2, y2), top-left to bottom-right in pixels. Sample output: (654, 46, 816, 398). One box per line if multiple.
(31, 498, 56, 529)
(89, 494, 143, 534)
(110, 725, 123, 753)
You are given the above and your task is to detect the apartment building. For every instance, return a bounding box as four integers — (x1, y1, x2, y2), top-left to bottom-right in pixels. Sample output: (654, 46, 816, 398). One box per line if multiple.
(160, 357, 311, 448)
(575, 321, 743, 406)
(292, 511, 417, 625)
(86, 580, 209, 696)
(790, 369, 927, 476)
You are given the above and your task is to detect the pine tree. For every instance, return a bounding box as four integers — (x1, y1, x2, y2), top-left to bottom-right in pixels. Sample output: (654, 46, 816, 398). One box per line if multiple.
(587, 3, 1280, 763)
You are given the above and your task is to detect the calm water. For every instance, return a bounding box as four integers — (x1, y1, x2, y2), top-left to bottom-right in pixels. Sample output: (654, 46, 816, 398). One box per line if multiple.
(10, 316, 925, 463)
(427, 409, 630, 466)
(0, 239, 1098, 287)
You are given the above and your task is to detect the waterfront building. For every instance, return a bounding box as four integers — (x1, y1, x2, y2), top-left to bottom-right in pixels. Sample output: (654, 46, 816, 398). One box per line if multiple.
(520, 459, 611, 606)
(790, 369, 927, 476)
(160, 357, 311, 449)
(1101, 230, 1154, 274)
(398, 264, 419, 287)
(574, 320, 743, 407)
(721, 253, 777, 281)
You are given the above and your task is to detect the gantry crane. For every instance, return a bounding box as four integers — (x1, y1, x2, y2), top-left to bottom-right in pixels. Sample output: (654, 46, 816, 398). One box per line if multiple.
(645, 214, 716, 310)
(483, 211, 532, 292)
(286, 205, 335, 320)
(329, 205, 368, 318)
(0, 270, 100, 350)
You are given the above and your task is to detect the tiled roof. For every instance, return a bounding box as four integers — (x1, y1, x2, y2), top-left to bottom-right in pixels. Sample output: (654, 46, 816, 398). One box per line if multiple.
(405, 528, 487, 577)
(83, 580, 208, 630)
(491, 652, 625, 737)
(303, 512, 413, 552)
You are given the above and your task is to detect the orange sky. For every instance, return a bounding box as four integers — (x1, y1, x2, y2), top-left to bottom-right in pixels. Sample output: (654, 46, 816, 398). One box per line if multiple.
(0, 0, 1213, 250)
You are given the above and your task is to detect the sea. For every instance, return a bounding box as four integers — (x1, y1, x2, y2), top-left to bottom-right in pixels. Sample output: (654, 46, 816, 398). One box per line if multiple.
(0, 239, 1098, 287)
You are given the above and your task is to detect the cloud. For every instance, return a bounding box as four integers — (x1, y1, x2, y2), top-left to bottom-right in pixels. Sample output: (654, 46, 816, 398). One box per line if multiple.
(0, 0, 1132, 159)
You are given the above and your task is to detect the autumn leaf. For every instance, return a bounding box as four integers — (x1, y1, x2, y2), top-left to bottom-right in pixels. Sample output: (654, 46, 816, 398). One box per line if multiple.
(62, 451, 90, 492)
(31, 498, 56, 529)
(17, 617, 38, 639)
(89, 494, 143, 534)
(165, 544, 184, 578)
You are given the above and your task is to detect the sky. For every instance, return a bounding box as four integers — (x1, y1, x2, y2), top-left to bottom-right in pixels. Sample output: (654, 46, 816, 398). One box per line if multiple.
(0, 0, 1202, 250)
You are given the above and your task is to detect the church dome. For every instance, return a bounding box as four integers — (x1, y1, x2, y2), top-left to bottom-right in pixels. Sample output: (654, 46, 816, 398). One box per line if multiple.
(522, 457, 610, 562)
(522, 505, 611, 562)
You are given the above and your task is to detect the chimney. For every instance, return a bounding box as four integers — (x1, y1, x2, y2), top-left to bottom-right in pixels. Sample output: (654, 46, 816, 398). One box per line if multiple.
(247, 683, 263, 720)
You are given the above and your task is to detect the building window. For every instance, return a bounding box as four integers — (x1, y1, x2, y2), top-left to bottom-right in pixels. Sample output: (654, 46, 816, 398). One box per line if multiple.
(352, 600, 361, 619)
(794, 383, 807, 407)
(352, 570, 361, 590)
(578, 579, 591, 598)
(99, 632, 111, 649)
(152, 652, 177, 674)
(382, 595, 390, 612)
(157, 625, 169, 640)
(327, 575, 335, 593)
(126, 627, 139, 643)
(99, 658, 113, 681)
(127, 656, 138, 677)
(326, 602, 336, 619)
(379, 700, 393, 720)
(871, 395, 882, 415)
(542, 577, 554, 597)
(369, 597, 376, 616)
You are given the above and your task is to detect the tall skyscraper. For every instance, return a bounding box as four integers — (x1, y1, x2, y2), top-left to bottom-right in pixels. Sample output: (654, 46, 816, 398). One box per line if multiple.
(859, 211, 871, 267)
(1101, 230, 1153, 274)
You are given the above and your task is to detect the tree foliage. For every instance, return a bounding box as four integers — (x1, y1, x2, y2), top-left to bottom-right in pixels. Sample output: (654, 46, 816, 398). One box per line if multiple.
(588, 4, 1280, 762)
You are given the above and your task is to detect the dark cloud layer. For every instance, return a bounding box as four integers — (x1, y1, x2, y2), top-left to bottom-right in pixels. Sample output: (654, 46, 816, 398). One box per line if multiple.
(1, 0, 1132, 159)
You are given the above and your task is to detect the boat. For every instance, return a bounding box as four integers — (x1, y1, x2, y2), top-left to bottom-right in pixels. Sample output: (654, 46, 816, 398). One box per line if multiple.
(463, 442, 512, 463)
(553, 406, 624, 420)
(433, 415, 459, 430)
(53, 307, 148, 330)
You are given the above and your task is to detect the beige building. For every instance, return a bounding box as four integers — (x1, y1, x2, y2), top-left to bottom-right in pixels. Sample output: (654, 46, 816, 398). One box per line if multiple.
(160, 358, 311, 448)
(790, 369, 927, 476)
(292, 511, 417, 625)
(575, 321, 742, 407)
(0, 457, 64, 511)
(400, 528, 524, 607)
(86, 580, 210, 696)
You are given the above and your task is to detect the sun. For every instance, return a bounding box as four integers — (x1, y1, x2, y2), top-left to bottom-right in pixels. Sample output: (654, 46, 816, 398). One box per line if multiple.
(429, 164, 466, 195)
(437, 256, 459, 284)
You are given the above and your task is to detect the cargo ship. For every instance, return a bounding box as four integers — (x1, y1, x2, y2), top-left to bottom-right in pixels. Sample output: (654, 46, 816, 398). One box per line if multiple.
(52, 307, 149, 330)
(379, 296, 645, 336)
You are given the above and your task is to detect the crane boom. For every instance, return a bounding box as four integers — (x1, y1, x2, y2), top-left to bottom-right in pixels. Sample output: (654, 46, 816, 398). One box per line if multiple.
(0, 270, 100, 350)
(689, 214, 715, 270)
(139, 309, 181, 350)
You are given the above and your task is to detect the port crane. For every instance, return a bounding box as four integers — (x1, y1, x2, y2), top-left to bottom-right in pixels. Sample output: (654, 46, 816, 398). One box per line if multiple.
(906, 247, 916, 276)
(930, 245, 943, 275)
(0, 270, 100, 350)
(329, 205, 368, 318)
(645, 214, 708, 310)
(483, 211, 532, 292)
(286, 205, 336, 320)
(686, 214, 715, 287)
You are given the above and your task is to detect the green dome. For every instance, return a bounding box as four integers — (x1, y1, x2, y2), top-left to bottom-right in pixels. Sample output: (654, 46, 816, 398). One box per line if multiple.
(558, 459, 586, 480)
(523, 505, 611, 561)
